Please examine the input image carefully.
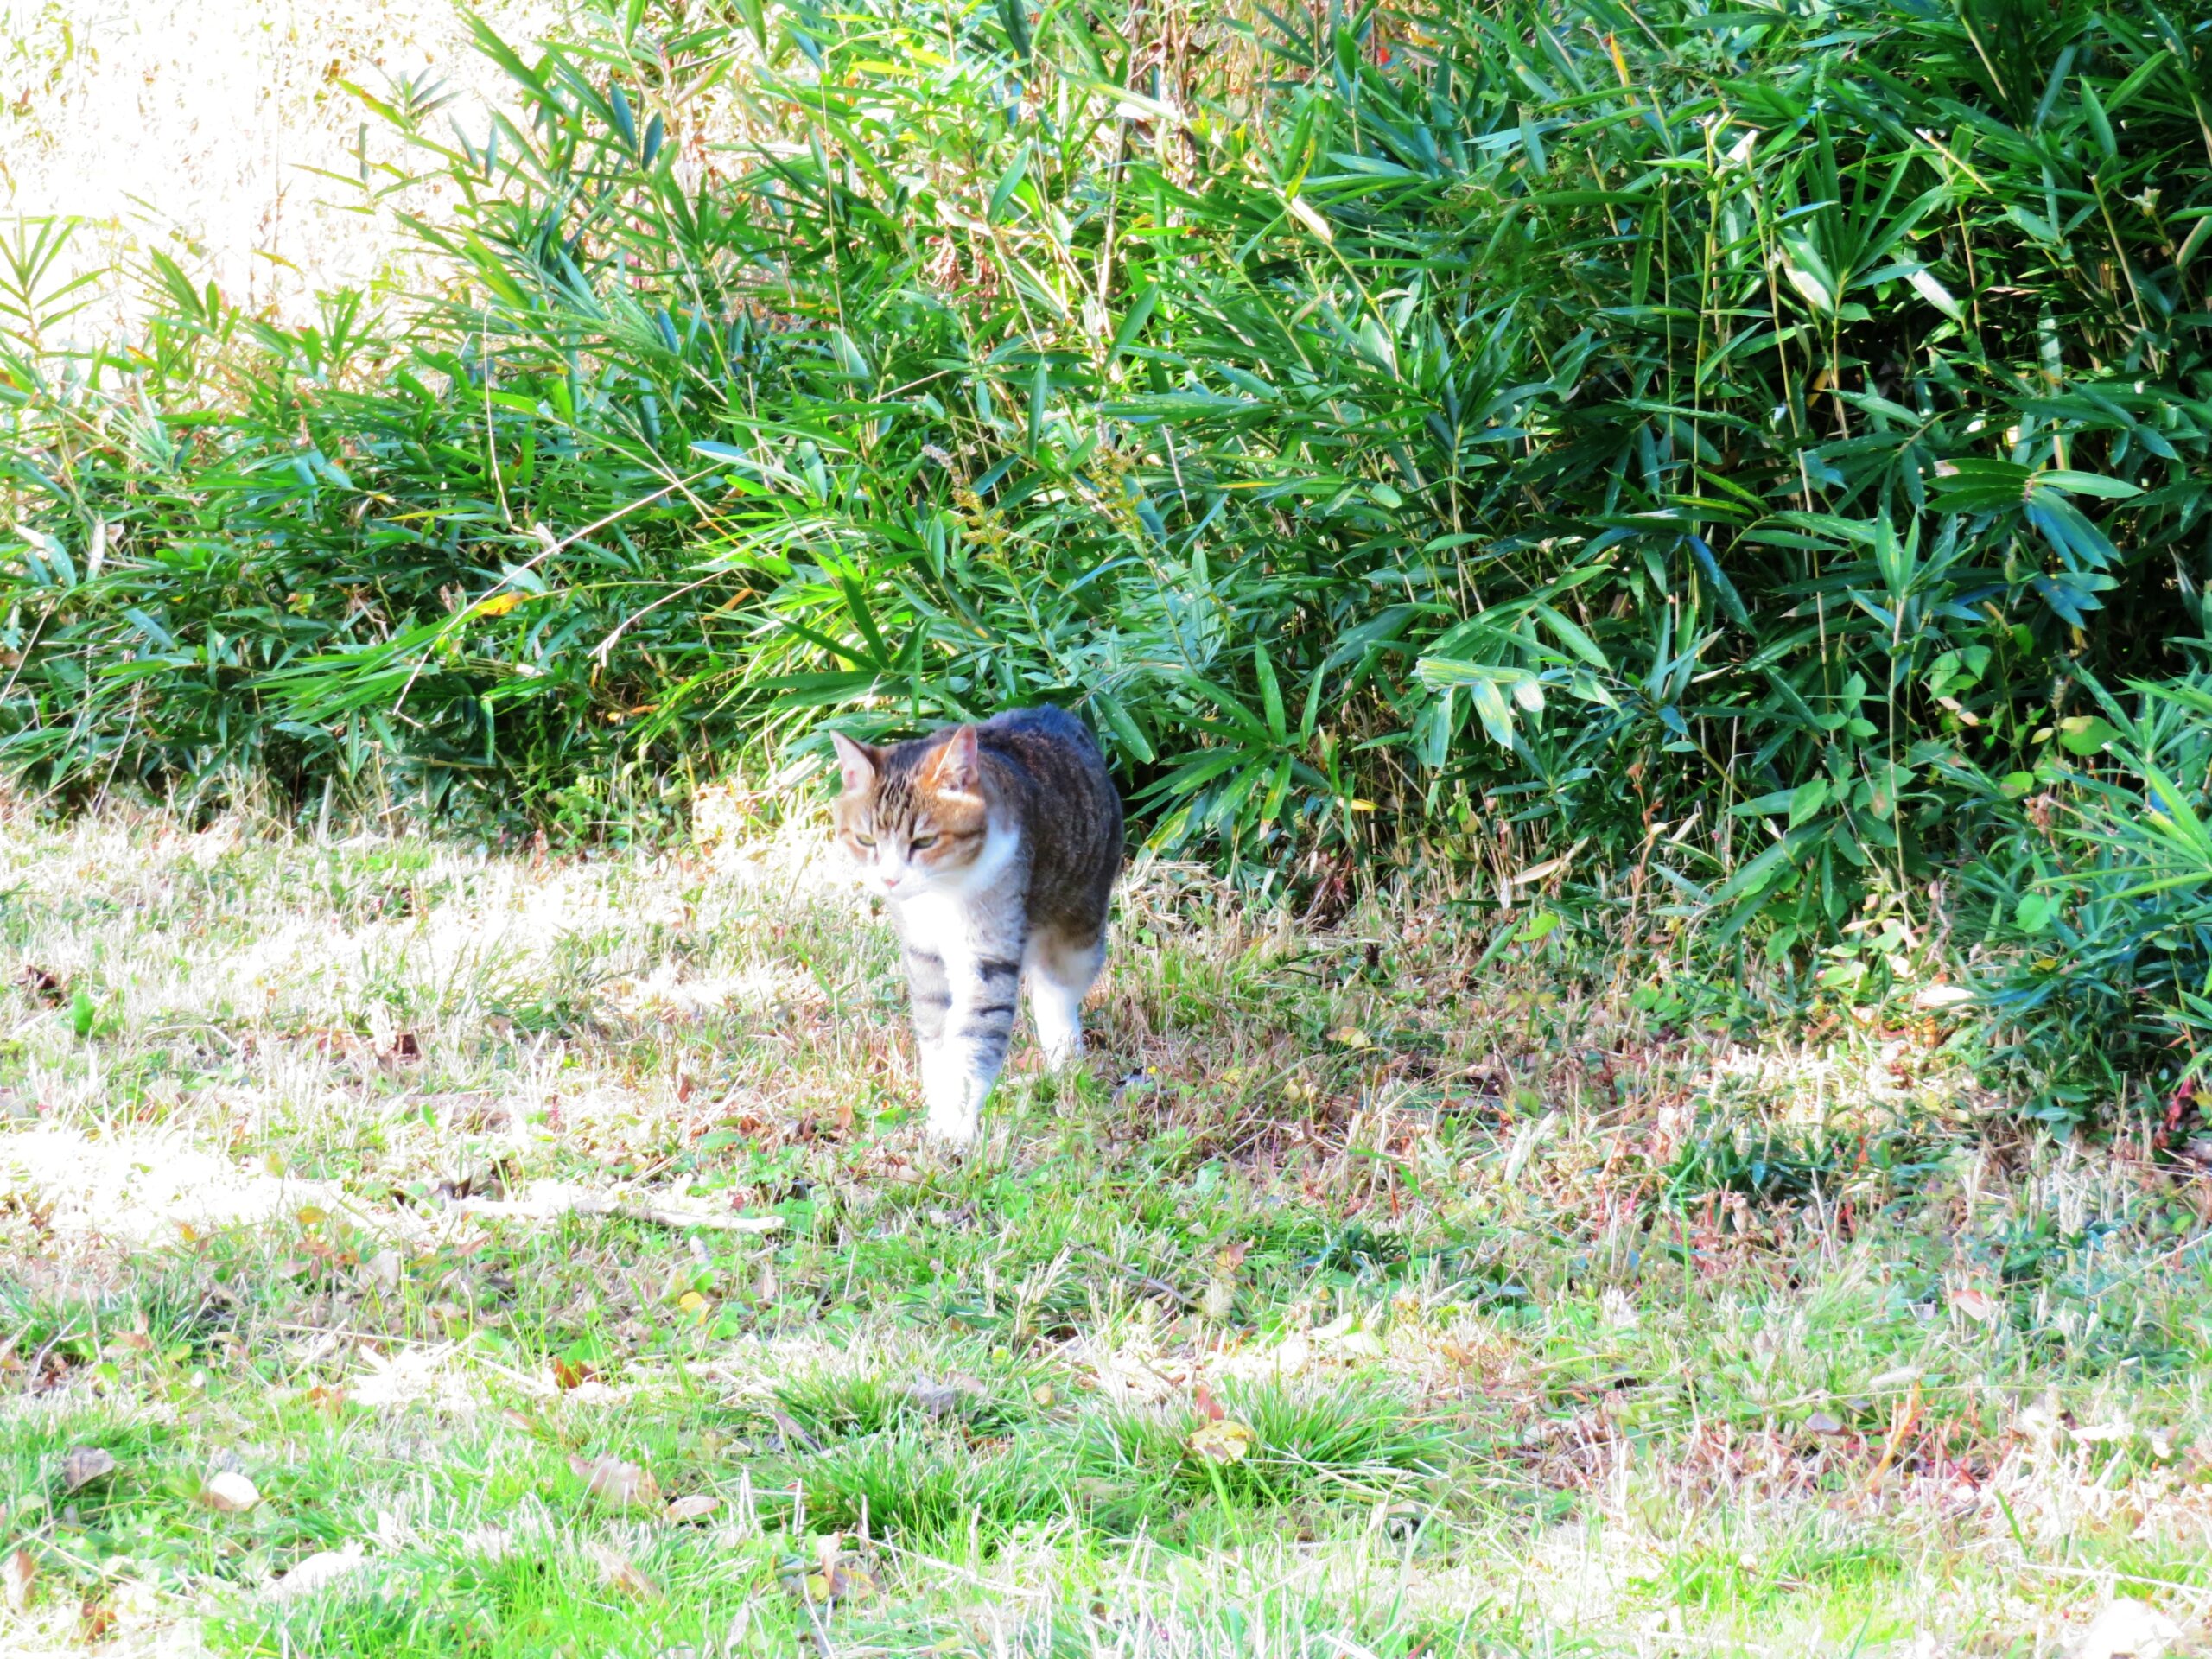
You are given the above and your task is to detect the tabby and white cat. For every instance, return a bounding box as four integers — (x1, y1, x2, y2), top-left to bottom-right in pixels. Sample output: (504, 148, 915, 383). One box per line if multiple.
(829, 706, 1125, 1146)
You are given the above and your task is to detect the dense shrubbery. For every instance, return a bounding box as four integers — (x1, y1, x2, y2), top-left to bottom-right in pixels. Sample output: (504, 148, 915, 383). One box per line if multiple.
(4, 0, 2211, 1114)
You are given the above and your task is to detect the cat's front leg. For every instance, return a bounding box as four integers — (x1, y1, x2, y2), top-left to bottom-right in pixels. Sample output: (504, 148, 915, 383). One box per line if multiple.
(903, 942, 969, 1143)
(921, 948, 1020, 1147)
(918, 1046, 978, 1146)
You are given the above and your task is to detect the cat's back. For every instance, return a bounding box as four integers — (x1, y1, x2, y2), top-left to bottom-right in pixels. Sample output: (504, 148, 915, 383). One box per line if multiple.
(978, 702, 1098, 758)
(977, 704, 1113, 798)
(977, 705, 1122, 921)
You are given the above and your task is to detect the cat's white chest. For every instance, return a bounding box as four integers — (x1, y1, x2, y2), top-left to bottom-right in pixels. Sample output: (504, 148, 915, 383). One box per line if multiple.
(892, 826, 1021, 964)
(896, 887, 976, 956)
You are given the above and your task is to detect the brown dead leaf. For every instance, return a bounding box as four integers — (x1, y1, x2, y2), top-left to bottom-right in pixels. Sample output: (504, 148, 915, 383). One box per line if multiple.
(550, 1357, 594, 1391)
(197, 1471, 262, 1513)
(3, 1546, 34, 1611)
(62, 1446, 117, 1491)
(664, 1494, 721, 1523)
(586, 1541, 663, 1600)
(1948, 1285, 1999, 1324)
(567, 1454, 661, 1510)
(306, 1384, 347, 1422)
(79, 1594, 116, 1642)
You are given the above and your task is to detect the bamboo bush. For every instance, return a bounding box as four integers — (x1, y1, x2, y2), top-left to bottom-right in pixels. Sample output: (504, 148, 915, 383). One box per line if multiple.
(4, 0, 2210, 1115)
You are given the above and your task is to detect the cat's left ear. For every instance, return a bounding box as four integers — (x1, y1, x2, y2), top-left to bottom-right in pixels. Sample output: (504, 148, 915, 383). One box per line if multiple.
(928, 724, 982, 798)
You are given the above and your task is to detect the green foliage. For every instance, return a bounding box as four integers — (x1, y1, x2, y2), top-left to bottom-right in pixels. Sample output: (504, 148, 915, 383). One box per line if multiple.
(4, 0, 2211, 1096)
(1973, 671, 2212, 1122)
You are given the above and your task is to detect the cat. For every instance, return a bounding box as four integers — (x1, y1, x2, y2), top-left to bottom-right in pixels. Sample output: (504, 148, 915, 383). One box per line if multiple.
(828, 706, 1124, 1147)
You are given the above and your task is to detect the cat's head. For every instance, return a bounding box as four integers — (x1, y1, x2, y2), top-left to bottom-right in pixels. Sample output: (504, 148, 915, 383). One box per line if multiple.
(828, 725, 992, 899)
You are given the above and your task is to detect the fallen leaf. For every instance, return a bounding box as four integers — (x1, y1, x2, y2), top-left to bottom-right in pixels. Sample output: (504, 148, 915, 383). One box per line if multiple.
(677, 1290, 709, 1315)
(1326, 1325, 1388, 1359)
(586, 1541, 663, 1600)
(1911, 983, 1974, 1009)
(1185, 1418, 1257, 1464)
(307, 1384, 347, 1421)
(3, 1547, 33, 1611)
(62, 1446, 118, 1491)
(363, 1249, 403, 1291)
(550, 1357, 594, 1390)
(1192, 1383, 1225, 1422)
(784, 1535, 874, 1605)
(1948, 1286, 1999, 1324)
(1804, 1412, 1846, 1437)
(907, 1376, 981, 1419)
(810, 1561, 875, 1602)
(197, 1471, 262, 1513)
(766, 1408, 819, 1452)
(1328, 1027, 1372, 1050)
(275, 1544, 365, 1598)
(567, 1454, 660, 1510)
(79, 1595, 115, 1641)
(2069, 1598, 2182, 1659)
(664, 1494, 721, 1523)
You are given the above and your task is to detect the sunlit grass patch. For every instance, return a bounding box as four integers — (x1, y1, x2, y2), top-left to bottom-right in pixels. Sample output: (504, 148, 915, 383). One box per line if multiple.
(3, 809, 2212, 1654)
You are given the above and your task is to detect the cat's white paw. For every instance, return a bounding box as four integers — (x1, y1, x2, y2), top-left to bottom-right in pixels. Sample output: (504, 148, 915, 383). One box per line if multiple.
(919, 1053, 982, 1146)
(925, 1105, 980, 1147)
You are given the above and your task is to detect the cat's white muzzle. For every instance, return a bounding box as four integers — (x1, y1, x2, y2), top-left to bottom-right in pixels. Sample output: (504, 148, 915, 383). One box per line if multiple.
(861, 858, 926, 899)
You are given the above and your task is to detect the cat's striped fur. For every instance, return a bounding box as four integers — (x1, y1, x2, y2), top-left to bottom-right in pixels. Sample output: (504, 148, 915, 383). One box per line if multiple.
(829, 706, 1124, 1146)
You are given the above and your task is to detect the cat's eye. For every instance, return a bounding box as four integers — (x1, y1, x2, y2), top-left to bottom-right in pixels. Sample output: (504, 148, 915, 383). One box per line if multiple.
(855, 834, 875, 848)
(910, 834, 939, 850)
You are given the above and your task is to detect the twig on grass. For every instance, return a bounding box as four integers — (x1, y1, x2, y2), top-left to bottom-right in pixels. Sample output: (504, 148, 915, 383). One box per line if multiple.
(448, 1182, 785, 1234)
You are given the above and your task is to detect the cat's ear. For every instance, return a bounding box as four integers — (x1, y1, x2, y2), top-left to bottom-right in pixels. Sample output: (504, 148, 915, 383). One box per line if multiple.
(828, 731, 881, 794)
(928, 724, 982, 798)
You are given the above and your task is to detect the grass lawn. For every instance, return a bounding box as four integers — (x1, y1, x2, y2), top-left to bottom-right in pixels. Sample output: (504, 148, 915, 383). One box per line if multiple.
(3, 804, 2209, 1656)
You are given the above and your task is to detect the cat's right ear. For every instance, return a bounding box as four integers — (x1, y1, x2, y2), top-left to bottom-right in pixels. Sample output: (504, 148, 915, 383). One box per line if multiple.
(828, 732, 881, 794)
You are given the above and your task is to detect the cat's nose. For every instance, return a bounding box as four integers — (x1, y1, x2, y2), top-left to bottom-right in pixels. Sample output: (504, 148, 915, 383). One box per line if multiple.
(880, 870, 904, 891)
